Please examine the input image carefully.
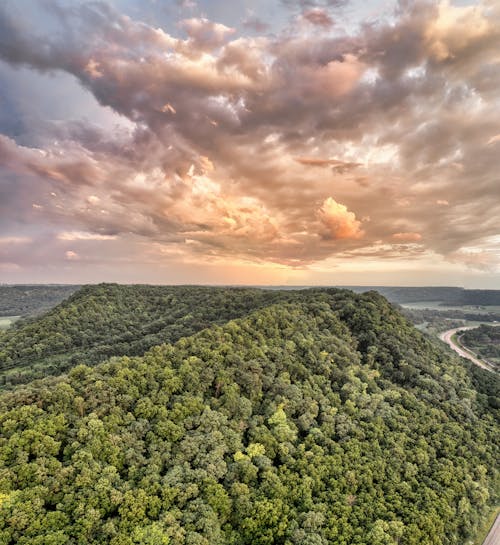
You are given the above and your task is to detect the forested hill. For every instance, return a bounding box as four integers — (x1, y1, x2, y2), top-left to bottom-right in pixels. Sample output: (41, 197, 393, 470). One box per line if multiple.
(0, 284, 300, 387)
(0, 284, 424, 387)
(4, 283, 500, 389)
(0, 294, 498, 544)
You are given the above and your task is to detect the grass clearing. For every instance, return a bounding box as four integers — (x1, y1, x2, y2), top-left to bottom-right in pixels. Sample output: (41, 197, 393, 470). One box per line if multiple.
(0, 316, 20, 330)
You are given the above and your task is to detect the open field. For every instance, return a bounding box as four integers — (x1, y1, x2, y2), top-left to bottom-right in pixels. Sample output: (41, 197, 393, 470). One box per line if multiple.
(0, 316, 20, 330)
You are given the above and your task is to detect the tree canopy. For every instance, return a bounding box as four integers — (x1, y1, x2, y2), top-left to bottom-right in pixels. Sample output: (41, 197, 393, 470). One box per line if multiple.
(0, 288, 498, 544)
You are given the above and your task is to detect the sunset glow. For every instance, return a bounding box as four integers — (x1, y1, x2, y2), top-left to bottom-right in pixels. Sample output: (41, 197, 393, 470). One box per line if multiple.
(0, 0, 499, 286)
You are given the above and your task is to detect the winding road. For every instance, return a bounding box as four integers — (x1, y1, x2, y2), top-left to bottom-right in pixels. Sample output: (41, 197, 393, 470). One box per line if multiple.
(439, 328, 498, 545)
(439, 327, 496, 372)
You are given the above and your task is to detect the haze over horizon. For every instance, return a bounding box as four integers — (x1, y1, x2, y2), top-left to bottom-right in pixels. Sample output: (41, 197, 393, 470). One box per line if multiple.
(0, 0, 499, 287)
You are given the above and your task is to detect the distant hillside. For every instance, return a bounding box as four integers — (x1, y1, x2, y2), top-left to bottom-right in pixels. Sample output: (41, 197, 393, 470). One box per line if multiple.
(0, 285, 80, 317)
(344, 286, 500, 306)
(0, 292, 498, 544)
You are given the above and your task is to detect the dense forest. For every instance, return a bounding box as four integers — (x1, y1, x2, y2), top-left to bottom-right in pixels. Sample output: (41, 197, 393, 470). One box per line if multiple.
(10, 284, 485, 388)
(2, 284, 500, 390)
(0, 285, 302, 387)
(0, 287, 498, 544)
(461, 325, 500, 367)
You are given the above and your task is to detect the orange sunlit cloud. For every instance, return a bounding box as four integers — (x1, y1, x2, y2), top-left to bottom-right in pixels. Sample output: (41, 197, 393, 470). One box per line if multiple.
(318, 198, 364, 240)
(392, 232, 423, 242)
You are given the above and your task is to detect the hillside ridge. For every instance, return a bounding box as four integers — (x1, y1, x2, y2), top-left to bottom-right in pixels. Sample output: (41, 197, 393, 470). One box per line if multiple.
(0, 294, 498, 544)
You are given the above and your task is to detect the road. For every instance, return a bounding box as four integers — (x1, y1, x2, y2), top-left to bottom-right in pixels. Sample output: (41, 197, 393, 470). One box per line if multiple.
(439, 330, 499, 545)
(439, 327, 495, 372)
(483, 513, 500, 545)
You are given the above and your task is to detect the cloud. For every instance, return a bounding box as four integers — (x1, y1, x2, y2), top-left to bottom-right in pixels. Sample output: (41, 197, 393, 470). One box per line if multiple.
(177, 0, 197, 8)
(0, 0, 498, 275)
(161, 103, 177, 114)
(0, 236, 31, 245)
(487, 134, 500, 145)
(0, 263, 20, 271)
(58, 231, 117, 241)
(87, 195, 100, 205)
(179, 17, 236, 50)
(424, 0, 497, 63)
(392, 232, 422, 242)
(65, 250, 80, 260)
(318, 197, 364, 240)
(281, 0, 347, 9)
(84, 59, 103, 79)
(242, 16, 270, 33)
(447, 249, 497, 272)
(294, 157, 361, 172)
(302, 8, 334, 28)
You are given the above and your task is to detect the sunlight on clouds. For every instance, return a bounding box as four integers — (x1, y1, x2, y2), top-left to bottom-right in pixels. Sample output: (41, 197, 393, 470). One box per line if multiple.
(341, 141, 400, 167)
(392, 232, 422, 242)
(84, 59, 103, 79)
(58, 232, 117, 241)
(487, 134, 500, 145)
(425, 0, 493, 61)
(318, 198, 364, 240)
(0, 0, 499, 284)
(302, 54, 366, 98)
(65, 250, 80, 261)
(161, 103, 177, 114)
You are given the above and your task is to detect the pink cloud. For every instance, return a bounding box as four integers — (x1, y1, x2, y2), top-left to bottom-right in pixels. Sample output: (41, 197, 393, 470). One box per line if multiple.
(179, 18, 236, 50)
(392, 232, 422, 242)
(302, 9, 334, 28)
(65, 250, 80, 260)
(318, 198, 364, 240)
(300, 54, 365, 98)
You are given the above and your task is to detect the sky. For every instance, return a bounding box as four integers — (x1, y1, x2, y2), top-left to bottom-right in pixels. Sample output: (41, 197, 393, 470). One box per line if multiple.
(0, 0, 499, 287)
